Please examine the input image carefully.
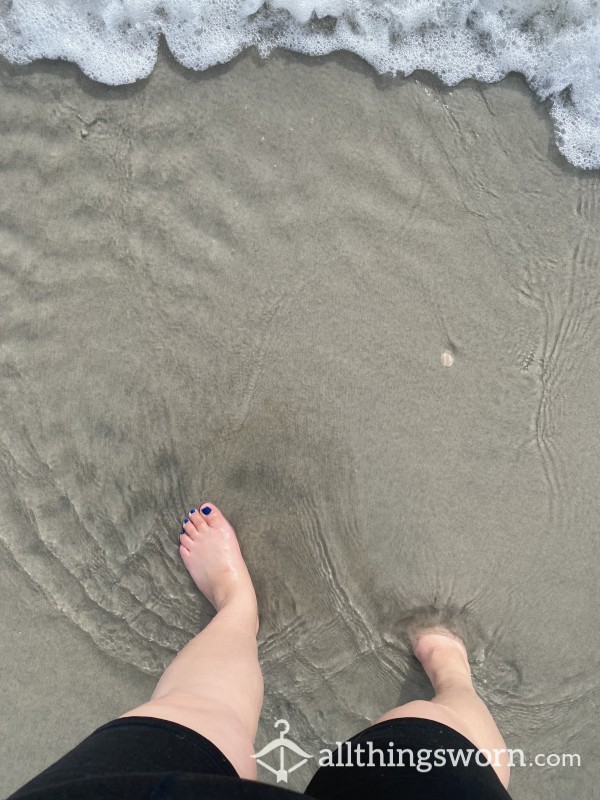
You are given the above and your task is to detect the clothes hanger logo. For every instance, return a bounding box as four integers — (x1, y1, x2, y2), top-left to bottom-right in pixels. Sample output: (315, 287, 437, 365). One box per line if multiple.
(252, 719, 313, 783)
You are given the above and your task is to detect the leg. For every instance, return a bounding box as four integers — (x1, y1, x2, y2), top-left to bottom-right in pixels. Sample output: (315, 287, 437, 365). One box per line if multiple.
(372, 628, 511, 789)
(119, 503, 262, 780)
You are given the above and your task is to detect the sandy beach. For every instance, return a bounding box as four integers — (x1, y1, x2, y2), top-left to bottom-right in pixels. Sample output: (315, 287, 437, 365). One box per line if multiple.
(1, 45, 599, 799)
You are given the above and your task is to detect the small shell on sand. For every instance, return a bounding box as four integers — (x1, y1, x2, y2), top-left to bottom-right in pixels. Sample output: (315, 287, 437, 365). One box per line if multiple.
(441, 351, 454, 367)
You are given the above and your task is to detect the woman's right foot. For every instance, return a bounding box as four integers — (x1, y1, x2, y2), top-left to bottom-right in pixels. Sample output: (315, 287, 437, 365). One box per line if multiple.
(409, 626, 472, 691)
(179, 502, 259, 634)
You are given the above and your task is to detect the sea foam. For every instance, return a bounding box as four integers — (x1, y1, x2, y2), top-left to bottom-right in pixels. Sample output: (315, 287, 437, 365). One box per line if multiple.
(1, 0, 599, 169)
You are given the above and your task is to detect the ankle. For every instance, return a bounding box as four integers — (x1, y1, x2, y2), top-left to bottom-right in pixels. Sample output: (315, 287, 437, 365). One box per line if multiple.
(215, 595, 259, 636)
(432, 670, 475, 696)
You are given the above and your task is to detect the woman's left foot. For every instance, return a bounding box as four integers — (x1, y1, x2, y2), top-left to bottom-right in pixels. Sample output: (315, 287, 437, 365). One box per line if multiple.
(179, 503, 259, 634)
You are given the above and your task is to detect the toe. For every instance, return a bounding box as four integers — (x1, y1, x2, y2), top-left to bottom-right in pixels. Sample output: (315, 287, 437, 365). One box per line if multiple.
(182, 518, 200, 540)
(199, 502, 224, 528)
(188, 507, 209, 532)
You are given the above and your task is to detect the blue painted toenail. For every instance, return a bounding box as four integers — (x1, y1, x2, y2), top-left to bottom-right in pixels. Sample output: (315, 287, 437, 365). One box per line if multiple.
(190, 509, 196, 514)
(201, 506, 211, 515)
(183, 517, 189, 524)
(180, 529, 184, 535)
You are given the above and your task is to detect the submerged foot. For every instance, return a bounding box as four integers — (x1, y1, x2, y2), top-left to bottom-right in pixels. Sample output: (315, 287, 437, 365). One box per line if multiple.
(179, 503, 259, 634)
(409, 626, 472, 690)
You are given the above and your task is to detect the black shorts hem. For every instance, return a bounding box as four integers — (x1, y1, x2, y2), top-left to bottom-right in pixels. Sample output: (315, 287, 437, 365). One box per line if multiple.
(7, 715, 239, 799)
(305, 716, 513, 800)
(8, 714, 513, 800)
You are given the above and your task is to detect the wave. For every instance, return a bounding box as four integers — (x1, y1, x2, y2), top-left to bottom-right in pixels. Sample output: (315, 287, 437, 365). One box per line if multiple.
(1, 1, 599, 169)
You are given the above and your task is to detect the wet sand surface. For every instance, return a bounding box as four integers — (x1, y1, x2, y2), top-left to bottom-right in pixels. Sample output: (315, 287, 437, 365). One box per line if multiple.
(1, 45, 599, 799)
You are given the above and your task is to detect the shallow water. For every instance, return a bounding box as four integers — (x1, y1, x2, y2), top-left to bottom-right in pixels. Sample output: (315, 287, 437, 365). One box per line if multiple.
(2, 1, 600, 168)
(0, 47, 599, 798)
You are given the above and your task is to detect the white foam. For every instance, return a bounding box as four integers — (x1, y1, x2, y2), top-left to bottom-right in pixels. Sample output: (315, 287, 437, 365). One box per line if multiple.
(1, 0, 599, 168)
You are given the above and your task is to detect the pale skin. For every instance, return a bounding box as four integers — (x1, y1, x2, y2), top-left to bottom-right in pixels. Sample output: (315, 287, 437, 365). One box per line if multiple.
(119, 503, 510, 790)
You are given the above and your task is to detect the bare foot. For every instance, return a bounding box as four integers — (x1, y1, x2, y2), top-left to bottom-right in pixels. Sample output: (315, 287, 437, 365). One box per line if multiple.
(409, 626, 472, 690)
(179, 503, 259, 634)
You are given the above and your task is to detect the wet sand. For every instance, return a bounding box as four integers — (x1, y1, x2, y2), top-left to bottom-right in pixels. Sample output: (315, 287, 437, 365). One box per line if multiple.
(1, 45, 599, 799)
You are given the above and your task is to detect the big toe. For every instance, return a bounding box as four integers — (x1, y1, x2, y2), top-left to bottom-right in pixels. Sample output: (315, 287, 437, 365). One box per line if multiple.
(412, 629, 469, 668)
(199, 502, 227, 529)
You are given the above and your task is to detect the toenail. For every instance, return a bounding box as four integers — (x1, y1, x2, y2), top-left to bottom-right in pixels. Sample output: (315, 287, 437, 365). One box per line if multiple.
(201, 506, 211, 515)
(189, 509, 196, 514)
(180, 529, 184, 535)
(183, 517, 189, 524)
